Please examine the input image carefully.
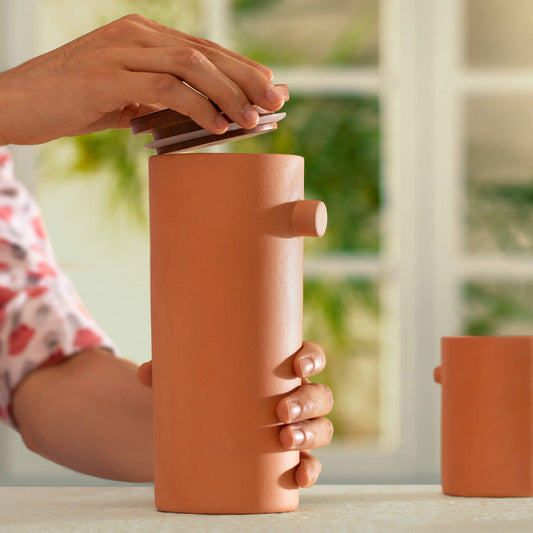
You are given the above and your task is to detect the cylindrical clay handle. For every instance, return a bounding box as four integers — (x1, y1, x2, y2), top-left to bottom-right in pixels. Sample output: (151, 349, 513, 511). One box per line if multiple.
(291, 200, 327, 237)
(149, 153, 325, 514)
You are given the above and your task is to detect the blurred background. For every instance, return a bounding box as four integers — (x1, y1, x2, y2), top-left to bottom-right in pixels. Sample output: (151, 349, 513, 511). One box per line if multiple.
(1, 0, 533, 485)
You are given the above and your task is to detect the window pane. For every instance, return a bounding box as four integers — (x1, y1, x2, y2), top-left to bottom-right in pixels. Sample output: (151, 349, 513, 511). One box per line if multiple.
(462, 282, 533, 335)
(465, 0, 533, 68)
(304, 279, 380, 442)
(232, 96, 381, 254)
(232, 0, 379, 66)
(465, 96, 533, 253)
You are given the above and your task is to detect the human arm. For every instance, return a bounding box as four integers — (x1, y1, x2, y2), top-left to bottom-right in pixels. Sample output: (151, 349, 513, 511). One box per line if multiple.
(11, 348, 154, 482)
(0, 14, 286, 146)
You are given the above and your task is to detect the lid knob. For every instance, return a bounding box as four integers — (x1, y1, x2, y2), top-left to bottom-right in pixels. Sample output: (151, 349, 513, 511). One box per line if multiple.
(291, 200, 328, 238)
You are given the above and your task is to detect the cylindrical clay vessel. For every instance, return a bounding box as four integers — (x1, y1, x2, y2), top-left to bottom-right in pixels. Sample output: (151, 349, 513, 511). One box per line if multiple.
(435, 336, 533, 497)
(149, 153, 327, 514)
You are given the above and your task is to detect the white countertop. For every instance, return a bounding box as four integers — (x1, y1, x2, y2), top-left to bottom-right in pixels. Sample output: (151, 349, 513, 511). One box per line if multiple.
(1, 484, 532, 532)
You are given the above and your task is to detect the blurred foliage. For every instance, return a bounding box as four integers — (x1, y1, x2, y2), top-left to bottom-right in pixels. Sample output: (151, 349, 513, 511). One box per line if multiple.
(466, 179, 533, 253)
(233, 0, 282, 13)
(124, 0, 201, 30)
(463, 282, 533, 335)
(234, 96, 381, 254)
(233, 0, 379, 66)
(303, 279, 380, 438)
(69, 130, 149, 223)
(37, 0, 202, 47)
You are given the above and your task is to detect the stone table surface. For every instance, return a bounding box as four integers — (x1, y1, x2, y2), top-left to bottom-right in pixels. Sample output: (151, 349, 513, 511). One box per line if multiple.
(1, 485, 532, 532)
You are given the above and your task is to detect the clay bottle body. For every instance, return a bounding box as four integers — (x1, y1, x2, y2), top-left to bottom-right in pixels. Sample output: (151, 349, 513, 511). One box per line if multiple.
(149, 153, 325, 513)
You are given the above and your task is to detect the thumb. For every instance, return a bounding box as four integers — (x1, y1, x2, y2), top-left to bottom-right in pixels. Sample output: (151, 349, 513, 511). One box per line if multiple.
(137, 360, 153, 388)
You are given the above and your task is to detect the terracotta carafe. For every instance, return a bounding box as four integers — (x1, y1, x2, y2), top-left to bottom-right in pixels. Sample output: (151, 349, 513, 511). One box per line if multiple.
(435, 336, 533, 497)
(147, 151, 326, 513)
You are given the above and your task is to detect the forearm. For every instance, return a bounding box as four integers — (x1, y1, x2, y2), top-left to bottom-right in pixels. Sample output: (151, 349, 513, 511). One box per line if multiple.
(11, 348, 154, 482)
(0, 70, 23, 146)
(0, 77, 10, 146)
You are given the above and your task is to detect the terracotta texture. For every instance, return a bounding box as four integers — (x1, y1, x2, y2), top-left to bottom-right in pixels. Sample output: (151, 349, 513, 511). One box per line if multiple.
(149, 153, 326, 514)
(435, 336, 533, 497)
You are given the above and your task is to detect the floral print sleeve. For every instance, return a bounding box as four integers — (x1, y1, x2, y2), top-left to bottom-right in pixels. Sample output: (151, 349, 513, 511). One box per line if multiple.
(0, 147, 118, 428)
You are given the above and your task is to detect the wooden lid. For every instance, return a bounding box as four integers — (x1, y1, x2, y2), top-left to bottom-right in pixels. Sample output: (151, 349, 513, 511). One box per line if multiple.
(130, 85, 288, 154)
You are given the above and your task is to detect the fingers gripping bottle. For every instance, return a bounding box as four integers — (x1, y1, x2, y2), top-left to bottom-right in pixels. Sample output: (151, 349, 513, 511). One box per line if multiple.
(132, 105, 327, 514)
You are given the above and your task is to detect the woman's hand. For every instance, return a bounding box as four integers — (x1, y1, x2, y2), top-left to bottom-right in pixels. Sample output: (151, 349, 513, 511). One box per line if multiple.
(0, 14, 287, 145)
(138, 341, 334, 489)
(275, 341, 334, 487)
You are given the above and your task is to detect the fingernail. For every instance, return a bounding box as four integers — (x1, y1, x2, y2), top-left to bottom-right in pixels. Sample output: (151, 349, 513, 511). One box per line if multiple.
(288, 400, 302, 421)
(215, 114, 229, 133)
(266, 84, 283, 105)
(292, 428, 305, 447)
(243, 103, 259, 126)
(300, 356, 315, 377)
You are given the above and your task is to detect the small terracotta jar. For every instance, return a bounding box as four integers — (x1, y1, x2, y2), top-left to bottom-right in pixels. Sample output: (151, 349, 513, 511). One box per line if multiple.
(148, 152, 326, 513)
(435, 336, 533, 497)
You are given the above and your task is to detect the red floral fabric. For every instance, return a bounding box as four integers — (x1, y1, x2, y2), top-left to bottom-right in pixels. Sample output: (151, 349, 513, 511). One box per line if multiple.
(0, 146, 117, 428)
